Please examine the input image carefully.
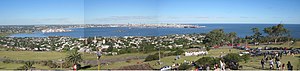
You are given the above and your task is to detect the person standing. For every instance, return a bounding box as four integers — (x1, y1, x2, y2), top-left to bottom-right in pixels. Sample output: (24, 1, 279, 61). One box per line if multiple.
(282, 63, 285, 70)
(287, 61, 293, 70)
(261, 58, 265, 69)
(276, 61, 281, 70)
(269, 59, 274, 70)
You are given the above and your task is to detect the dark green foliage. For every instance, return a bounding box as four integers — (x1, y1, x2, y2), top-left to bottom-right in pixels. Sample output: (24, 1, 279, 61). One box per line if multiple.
(174, 49, 184, 55)
(205, 46, 211, 51)
(195, 57, 220, 67)
(178, 63, 192, 70)
(65, 50, 83, 65)
(19, 61, 34, 70)
(41, 60, 58, 68)
(226, 32, 237, 41)
(203, 29, 226, 47)
(223, 53, 241, 63)
(144, 53, 162, 62)
(139, 43, 156, 53)
(263, 24, 289, 43)
(251, 28, 262, 42)
(174, 38, 189, 45)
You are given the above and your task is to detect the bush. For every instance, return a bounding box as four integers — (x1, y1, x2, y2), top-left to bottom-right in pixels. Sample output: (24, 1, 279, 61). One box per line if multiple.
(174, 49, 185, 55)
(223, 53, 243, 70)
(205, 47, 211, 51)
(178, 63, 192, 70)
(223, 53, 241, 63)
(41, 60, 58, 68)
(195, 57, 220, 67)
(2, 59, 13, 63)
(144, 54, 159, 62)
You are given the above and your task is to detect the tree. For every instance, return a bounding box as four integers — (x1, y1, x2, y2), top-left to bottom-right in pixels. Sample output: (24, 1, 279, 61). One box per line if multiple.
(263, 24, 289, 43)
(227, 32, 237, 40)
(226, 32, 237, 45)
(65, 50, 83, 65)
(203, 29, 226, 47)
(251, 28, 262, 42)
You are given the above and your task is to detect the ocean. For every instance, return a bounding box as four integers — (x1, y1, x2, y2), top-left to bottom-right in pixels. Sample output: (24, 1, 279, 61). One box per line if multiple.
(9, 24, 300, 38)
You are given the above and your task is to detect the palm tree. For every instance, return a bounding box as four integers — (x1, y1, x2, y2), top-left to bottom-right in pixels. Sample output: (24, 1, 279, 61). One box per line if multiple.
(65, 50, 83, 65)
(22, 61, 34, 70)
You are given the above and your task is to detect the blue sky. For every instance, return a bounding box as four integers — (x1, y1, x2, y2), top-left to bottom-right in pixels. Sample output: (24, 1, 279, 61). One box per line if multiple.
(0, 0, 300, 25)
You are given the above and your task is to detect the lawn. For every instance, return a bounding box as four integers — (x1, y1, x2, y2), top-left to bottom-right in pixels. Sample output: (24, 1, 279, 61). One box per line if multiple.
(146, 48, 240, 69)
(240, 54, 300, 70)
(82, 52, 151, 60)
(0, 62, 52, 70)
(207, 48, 240, 56)
(0, 51, 150, 61)
(0, 62, 23, 70)
(0, 51, 67, 61)
(0, 48, 298, 70)
(86, 59, 145, 70)
(0, 51, 154, 70)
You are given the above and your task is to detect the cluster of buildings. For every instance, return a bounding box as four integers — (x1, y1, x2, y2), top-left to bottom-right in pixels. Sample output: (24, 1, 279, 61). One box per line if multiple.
(0, 34, 206, 55)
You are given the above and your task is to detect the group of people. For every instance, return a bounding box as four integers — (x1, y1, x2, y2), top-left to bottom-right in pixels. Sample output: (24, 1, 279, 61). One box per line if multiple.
(260, 52, 293, 70)
(195, 60, 240, 70)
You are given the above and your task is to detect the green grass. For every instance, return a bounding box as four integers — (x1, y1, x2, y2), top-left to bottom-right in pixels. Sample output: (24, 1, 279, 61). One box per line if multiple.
(0, 48, 297, 70)
(0, 51, 153, 70)
(145, 48, 240, 69)
(0, 51, 67, 61)
(0, 51, 151, 61)
(147, 55, 203, 69)
(240, 54, 300, 70)
(86, 59, 145, 70)
(0, 62, 53, 70)
(82, 52, 151, 60)
(0, 62, 23, 70)
(207, 48, 240, 56)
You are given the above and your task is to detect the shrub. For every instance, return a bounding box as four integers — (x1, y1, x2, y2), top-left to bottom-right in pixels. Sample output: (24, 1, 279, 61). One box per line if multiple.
(2, 59, 13, 63)
(41, 60, 58, 68)
(144, 54, 159, 62)
(178, 63, 192, 70)
(223, 53, 241, 63)
(195, 57, 220, 67)
(174, 49, 185, 55)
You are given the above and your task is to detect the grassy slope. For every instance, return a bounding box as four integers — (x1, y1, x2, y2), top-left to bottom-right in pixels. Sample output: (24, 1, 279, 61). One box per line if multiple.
(241, 54, 300, 70)
(0, 48, 298, 70)
(0, 51, 66, 61)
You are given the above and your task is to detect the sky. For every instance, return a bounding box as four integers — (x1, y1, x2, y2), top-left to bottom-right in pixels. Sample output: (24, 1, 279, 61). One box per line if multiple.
(0, 0, 300, 25)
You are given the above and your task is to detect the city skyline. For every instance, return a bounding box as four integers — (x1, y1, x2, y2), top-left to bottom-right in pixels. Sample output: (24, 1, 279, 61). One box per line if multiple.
(0, 0, 300, 25)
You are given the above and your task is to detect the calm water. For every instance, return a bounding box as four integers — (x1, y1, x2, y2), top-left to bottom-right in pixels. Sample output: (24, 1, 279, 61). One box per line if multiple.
(9, 24, 300, 38)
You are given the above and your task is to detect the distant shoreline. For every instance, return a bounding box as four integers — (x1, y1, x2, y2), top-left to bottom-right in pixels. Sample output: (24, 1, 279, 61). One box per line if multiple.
(5, 24, 300, 38)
